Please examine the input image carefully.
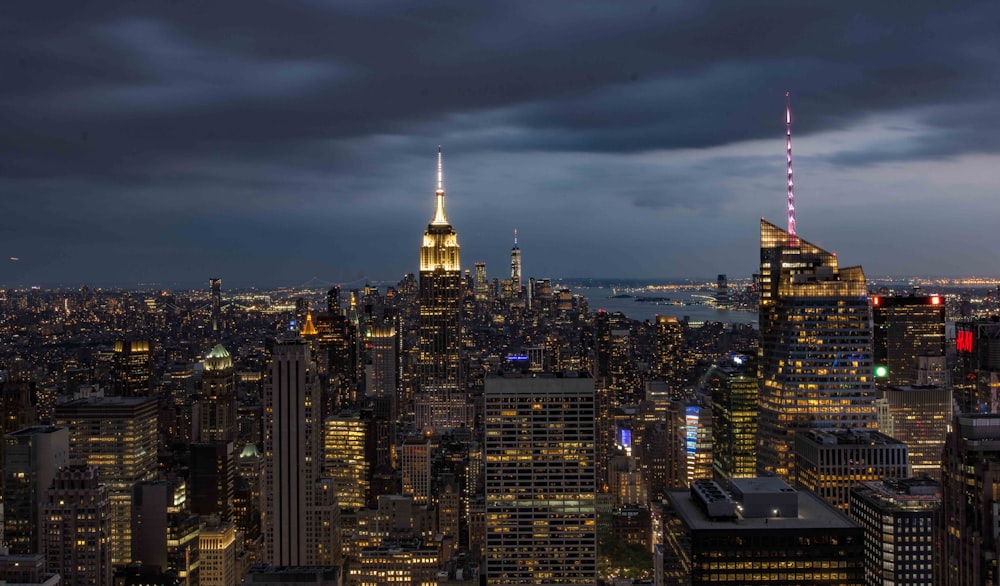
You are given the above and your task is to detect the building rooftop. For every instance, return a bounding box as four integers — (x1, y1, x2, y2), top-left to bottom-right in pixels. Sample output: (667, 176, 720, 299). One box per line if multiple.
(668, 480, 858, 532)
(798, 428, 905, 447)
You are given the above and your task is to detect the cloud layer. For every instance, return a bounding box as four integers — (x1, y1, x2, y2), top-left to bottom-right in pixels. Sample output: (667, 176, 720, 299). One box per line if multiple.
(3, 0, 1000, 287)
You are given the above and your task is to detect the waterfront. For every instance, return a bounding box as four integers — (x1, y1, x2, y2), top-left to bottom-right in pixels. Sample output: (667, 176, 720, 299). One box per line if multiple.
(573, 286, 758, 325)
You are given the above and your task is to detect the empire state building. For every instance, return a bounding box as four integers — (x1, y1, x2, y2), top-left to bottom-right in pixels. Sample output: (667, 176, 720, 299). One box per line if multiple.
(417, 147, 462, 394)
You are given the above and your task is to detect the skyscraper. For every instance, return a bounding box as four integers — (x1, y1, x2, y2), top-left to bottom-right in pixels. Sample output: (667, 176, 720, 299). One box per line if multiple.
(757, 219, 875, 482)
(484, 373, 597, 585)
(871, 294, 946, 388)
(849, 478, 940, 586)
(707, 356, 757, 481)
(197, 344, 237, 443)
(940, 414, 1000, 585)
(2, 425, 69, 553)
(210, 277, 222, 332)
(110, 340, 152, 397)
(262, 339, 340, 567)
(794, 428, 909, 511)
(55, 396, 158, 566)
(474, 261, 489, 302)
(877, 384, 952, 480)
(663, 477, 864, 585)
(654, 315, 684, 391)
(42, 464, 112, 586)
(416, 147, 462, 394)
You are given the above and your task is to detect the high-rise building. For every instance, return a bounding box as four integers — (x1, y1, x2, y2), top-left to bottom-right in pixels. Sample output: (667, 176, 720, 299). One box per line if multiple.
(877, 384, 952, 480)
(871, 295, 946, 388)
(849, 478, 940, 586)
(510, 229, 521, 293)
(654, 315, 684, 391)
(707, 356, 757, 481)
(757, 219, 875, 482)
(417, 147, 462, 394)
(401, 437, 432, 505)
(42, 464, 112, 586)
(132, 479, 201, 583)
(484, 373, 597, 586)
(954, 320, 1000, 413)
(794, 429, 909, 511)
(715, 274, 729, 308)
(198, 522, 239, 586)
(210, 278, 222, 332)
(190, 441, 235, 520)
(323, 412, 371, 510)
(2, 425, 69, 553)
(474, 261, 489, 302)
(0, 357, 36, 501)
(197, 344, 237, 443)
(110, 340, 152, 397)
(262, 339, 340, 567)
(663, 477, 864, 585)
(680, 397, 713, 487)
(55, 396, 158, 566)
(940, 414, 1000, 585)
(350, 538, 439, 586)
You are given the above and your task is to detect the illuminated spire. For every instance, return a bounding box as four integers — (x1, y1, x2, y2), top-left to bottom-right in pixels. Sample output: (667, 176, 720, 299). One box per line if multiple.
(301, 312, 317, 336)
(513, 228, 518, 249)
(431, 145, 449, 225)
(786, 91, 798, 246)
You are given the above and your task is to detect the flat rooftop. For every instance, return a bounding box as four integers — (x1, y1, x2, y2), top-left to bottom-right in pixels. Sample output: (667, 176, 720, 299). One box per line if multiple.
(668, 486, 858, 532)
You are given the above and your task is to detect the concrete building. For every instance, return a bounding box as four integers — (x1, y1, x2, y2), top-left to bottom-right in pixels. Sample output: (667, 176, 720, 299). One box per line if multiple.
(41, 465, 112, 586)
(484, 373, 597, 586)
(849, 478, 940, 586)
(54, 396, 158, 566)
(795, 429, 909, 510)
(877, 385, 952, 480)
(2, 426, 68, 554)
(663, 477, 863, 585)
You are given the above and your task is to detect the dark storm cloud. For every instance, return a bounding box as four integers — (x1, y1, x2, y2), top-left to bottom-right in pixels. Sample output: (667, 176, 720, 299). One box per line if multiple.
(2, 0, 999, 285)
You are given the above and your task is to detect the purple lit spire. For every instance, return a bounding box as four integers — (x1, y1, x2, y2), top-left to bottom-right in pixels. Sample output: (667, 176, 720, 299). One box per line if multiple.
(786, 91, 798, 247)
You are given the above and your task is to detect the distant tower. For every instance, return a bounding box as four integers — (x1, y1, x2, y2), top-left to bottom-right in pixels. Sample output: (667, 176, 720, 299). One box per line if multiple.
(417, 147, 462, 393)
(510, 229, 521, 292)
(210, 278, 222, 332)
(474, 262, 489, 302)
(715, 274, 729, 308)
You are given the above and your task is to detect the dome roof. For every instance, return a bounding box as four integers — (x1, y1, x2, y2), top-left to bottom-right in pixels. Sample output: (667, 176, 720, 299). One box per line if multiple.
(203, 344, 233, 372)
(239, 443, 261, 459)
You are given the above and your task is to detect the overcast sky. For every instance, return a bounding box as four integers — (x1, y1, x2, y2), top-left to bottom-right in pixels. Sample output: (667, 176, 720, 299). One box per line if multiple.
(3, 1, 1000, 288)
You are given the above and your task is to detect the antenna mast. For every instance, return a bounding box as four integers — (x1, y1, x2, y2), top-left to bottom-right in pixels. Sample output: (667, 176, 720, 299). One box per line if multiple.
(786, 91, 798, 246)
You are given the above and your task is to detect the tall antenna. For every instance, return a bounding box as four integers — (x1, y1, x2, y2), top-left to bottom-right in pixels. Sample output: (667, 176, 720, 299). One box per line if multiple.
(514, 228, 518, 247)
(437, 145, 444, 194)
(786, 91, 797, 246)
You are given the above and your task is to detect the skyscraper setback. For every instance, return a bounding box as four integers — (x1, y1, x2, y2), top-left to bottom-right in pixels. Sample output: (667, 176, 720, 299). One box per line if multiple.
(416, 148, 462, 393)
(756, 221, 875, 482)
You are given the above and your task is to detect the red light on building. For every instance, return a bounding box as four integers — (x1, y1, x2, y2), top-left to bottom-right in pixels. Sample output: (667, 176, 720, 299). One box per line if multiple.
(931, 296, 941, 305)
(873, 297, 880, 306)
(957, 330, 974, 353)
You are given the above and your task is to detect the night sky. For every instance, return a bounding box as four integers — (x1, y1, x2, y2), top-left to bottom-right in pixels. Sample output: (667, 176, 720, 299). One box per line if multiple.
(4, 1, 1000, 288)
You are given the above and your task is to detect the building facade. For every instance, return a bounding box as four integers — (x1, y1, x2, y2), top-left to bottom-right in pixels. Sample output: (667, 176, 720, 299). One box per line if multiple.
(484, 374, 597, 586)
(849, 478, 940, 586)
(795, 429, 909, 511)
(757, 219, 875, 483)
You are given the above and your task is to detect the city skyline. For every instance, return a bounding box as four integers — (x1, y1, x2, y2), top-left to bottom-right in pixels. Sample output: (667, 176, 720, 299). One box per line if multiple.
(4, 1, 1000, 287)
